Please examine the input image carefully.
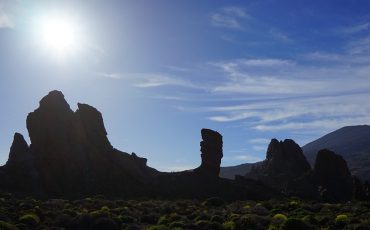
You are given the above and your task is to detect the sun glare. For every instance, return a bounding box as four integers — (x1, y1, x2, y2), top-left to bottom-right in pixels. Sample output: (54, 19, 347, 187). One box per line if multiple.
(37, 15, 80, 57)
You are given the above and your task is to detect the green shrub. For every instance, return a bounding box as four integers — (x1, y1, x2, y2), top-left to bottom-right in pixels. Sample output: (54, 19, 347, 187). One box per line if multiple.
(202, 197, 225, 207)
(223, 221, 235, 230)
(18, 213, 40, 227)
(272, 213, 287, 224)
(145, 225, 169, 230)
(91, 217, 119, 230)
(210, 215, 224, 223)
(194, 220, 212, 229)
(169, 220, 185, 228)
(280, 218, 312, 230)
(0, 220, 19, 230)
(335, 214, 349, 224)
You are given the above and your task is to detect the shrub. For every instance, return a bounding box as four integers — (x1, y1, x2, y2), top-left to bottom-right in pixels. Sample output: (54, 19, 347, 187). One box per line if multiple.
(145, 225, 169, 230)
(169, 220, 186, 228)
(280, 218, 312, 230)
(18, 213, 40, 227)
(91, 217, 119, 230)
(223, 221, 235, 230)
(335, 214, 349, 224)
(194, 220, 212, 230)
(202, 197, 225, 207)
(0, 220, 19, 230)
(335, 214, 350, 228)
(272, 213, 287, 224)
(210, 215, 224, 223)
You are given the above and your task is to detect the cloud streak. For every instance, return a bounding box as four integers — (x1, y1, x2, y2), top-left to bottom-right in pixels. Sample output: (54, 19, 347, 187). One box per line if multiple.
(210, 6, 247, 30)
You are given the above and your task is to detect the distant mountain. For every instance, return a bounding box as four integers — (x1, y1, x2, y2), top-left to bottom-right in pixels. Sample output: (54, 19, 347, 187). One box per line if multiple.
(302, 125, 370, 180)
(220, 163, 255, 179)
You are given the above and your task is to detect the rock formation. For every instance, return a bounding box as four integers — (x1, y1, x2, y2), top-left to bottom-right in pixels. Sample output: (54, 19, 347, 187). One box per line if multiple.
(194, 129, 223, 177)
(0, 90, 158, 198)
(313, 149, 353, 202)
(246, 139, 312, 190)
(0, 90, 281, 200)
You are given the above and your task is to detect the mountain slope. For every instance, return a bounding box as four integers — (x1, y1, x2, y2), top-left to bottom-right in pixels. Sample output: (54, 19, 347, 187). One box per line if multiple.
(303, 125, 370, 180)
(220, 163, 255, 179)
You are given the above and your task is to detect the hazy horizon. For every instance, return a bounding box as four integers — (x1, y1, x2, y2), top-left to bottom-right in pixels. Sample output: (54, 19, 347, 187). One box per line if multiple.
(1, 0, 370, 171)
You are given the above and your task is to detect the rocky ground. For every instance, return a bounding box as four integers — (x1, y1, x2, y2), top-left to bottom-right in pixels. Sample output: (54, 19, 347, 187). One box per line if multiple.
(1, 193, 370, 230)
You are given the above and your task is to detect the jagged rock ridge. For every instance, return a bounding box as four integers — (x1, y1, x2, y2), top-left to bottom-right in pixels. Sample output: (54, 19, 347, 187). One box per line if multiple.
(246, 139, 311, 190)
(1, 91, 158, 197)
(0, 90, 279, 200)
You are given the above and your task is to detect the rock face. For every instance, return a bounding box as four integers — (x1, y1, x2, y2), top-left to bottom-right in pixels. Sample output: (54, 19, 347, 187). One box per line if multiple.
(313, 149, 353, 202)
(1, 90, 158, 198)
(194, 129, 223, 177)
(246, 139, 311, 190)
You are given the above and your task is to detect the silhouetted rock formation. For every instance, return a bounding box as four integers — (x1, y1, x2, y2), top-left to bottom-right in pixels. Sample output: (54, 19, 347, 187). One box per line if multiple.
(246, 139, 311, 190)
(313, 149, 353, 202)
(194, 129, 223, 177)
(303, 125, 370, 180)
(1, 90, 158, 198)
(0, 90, 280, 200)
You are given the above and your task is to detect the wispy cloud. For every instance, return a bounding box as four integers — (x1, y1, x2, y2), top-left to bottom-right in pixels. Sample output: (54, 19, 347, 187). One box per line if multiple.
(269, 29, 292, 43)
(339, 22, 369, 34)
(0, 7, 13, 28)
(210, 6, 247, 30)
(234, 155, 262, 162)
(97, 72, 202, 89)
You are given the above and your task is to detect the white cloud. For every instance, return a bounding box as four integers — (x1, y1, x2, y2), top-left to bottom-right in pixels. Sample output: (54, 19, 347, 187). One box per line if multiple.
(210, 6, 247, 30)
(348, 36, 370, 55)
(234, 155, 262, 162)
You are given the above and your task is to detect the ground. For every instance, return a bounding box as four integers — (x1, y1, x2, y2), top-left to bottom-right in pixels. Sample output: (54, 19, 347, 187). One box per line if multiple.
(0, 193, 369, 230)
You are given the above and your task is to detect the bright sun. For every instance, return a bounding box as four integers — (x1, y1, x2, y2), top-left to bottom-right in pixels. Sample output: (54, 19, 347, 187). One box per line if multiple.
(38, 16, 79, 57)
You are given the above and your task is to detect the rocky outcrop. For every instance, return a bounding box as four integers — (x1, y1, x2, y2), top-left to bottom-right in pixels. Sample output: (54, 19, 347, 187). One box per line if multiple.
(313, 149, 353, 202)
(1, 90, 158, 198)
(6, 133, 31, 167)
(246, 139, 311, 190)
(0, 90, 280, 200)
(194, 129, 223, 177)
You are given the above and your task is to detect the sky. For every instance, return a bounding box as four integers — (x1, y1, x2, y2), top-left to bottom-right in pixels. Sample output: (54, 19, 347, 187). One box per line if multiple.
(1, 0, 370, 171)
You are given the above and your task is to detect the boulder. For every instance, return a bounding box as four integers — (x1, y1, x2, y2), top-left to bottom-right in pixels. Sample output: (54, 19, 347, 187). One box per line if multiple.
(313, 149, 353, 202)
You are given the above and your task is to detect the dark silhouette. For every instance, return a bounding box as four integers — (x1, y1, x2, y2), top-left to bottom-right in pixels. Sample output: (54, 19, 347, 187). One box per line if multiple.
(313, 149, 353, 202)
(0, 90, 278, 200)
(303, 125, 370, 180)
(246, 139, 311, 190)
(194, 128, 223, 177)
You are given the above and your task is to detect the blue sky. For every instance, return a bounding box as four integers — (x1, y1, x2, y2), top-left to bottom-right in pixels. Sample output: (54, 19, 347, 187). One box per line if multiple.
(1, 0, 370, 171)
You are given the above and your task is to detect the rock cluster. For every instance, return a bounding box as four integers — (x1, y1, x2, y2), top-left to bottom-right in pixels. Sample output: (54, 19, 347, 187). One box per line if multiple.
(194, 129, 223, 177)
(246, 139, 311, 189)
(1, 90, 157, 197)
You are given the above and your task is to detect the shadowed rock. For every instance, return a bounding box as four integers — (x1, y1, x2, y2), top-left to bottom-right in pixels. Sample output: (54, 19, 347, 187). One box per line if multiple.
(246, 139, 311, 190)
(6, 133, 30, 167)
(194, 129, 223, 177)
(313, 149, 353, 202)
(2, 90, 158, 198)
(0, 90, 280, 200)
